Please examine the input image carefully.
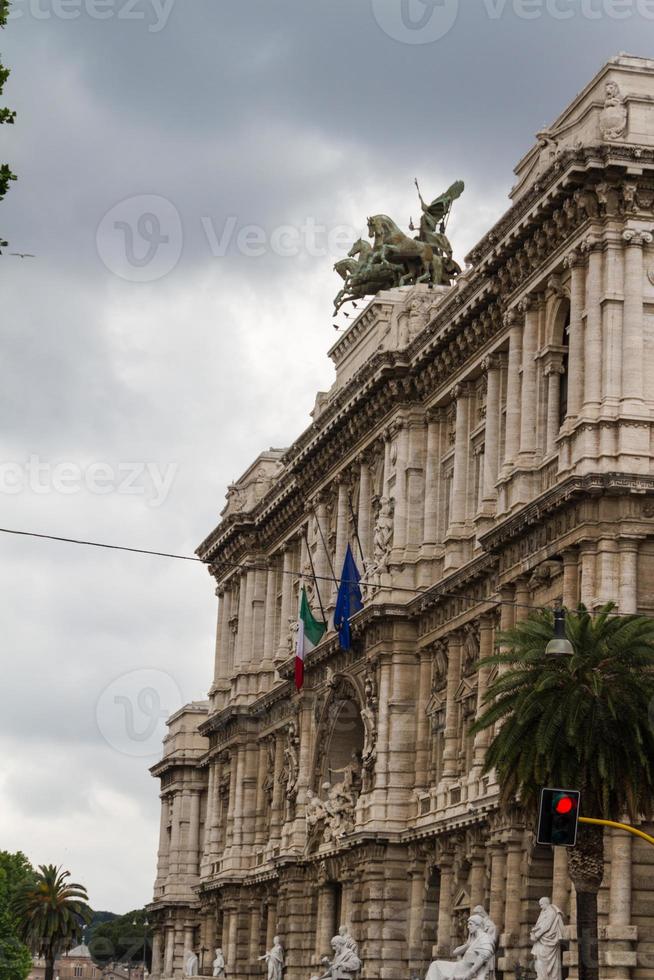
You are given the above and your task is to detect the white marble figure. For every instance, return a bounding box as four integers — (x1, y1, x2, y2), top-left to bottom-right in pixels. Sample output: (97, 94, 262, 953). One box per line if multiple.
(184, 950, 199, 978)
(212, 948, 225, 979)
(315, 933, 361, 980)
(426, 915, 495, 980)
(453, 908, 497, 980)
(530, 897, 564, 980)
(259, 936, 284, 980)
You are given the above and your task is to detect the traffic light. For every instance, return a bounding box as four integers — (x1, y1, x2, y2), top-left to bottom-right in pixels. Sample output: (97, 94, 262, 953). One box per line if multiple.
(537, 788, 581, 846)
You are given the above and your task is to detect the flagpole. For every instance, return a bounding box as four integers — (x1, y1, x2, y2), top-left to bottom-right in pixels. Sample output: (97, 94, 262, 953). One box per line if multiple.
(347, 490, 366, 569)
(302, 524, 328, 628)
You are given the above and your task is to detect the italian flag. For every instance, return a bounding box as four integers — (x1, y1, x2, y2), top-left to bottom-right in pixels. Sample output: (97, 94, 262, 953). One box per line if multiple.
(295, 586, 326, 690)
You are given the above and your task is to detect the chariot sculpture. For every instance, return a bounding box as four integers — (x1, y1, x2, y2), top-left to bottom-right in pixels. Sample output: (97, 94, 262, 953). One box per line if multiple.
(333, 179, 464, 315)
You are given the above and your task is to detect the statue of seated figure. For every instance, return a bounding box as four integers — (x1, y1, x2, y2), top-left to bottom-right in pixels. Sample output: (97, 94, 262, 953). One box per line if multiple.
(426, 915, 495, 980)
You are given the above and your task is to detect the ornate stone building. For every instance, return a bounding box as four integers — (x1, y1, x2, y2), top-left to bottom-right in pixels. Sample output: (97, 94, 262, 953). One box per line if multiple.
(148, 56, 654, 980)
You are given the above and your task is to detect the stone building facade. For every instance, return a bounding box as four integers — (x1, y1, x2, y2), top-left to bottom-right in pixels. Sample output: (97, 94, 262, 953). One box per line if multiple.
(148, 56, 654, 980)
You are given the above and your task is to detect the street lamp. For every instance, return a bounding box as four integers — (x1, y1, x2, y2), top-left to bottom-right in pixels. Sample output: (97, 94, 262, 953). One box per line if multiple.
(546, 609, 574, 656)
(142, 919, 149, 974)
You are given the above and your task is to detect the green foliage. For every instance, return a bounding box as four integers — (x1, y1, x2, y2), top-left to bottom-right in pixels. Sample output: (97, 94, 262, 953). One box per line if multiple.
(16, 865, 92, 971)
(88, 909, 151, 969)
(471, 603, 654, 820)
(0, 0, 16, 248)
(0, 853, 34, 980)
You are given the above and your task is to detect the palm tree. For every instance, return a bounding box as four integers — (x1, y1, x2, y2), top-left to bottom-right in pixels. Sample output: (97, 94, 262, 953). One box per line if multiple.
(470, 603, 654, 980)
(17, 865, 91, 980)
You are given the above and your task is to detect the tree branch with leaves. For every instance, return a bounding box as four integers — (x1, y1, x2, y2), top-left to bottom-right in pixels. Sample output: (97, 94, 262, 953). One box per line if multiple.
(470, 603, 654, 980)
(0, 0, 16, 250)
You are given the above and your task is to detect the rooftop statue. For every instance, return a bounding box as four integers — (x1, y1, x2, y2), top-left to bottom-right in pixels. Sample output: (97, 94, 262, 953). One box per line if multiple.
(333, 179, 464, 315)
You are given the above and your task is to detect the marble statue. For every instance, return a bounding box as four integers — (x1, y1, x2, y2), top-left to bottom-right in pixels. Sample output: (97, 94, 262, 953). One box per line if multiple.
(314, 931, 361, 980)
(259, 937, 284, 980)
(453, 908, 497, 980)
(426, 915, 495, 980)
(530, 898, 564, 980)
(332, 179, 464, 314)
(328, 750, 362, 794)
(212, 948, 225, 979)
(184, 950, 199, 978)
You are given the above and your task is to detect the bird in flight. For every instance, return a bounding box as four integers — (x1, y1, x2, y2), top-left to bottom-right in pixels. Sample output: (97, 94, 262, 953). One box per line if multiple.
(9, 252, 35, 258)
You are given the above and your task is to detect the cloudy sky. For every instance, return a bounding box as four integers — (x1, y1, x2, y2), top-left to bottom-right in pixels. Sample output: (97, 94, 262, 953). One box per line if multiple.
(0, 0, 651, 913)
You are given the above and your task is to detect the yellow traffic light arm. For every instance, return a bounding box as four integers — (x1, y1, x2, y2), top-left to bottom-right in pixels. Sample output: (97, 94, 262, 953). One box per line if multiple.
(579, 817, 654, 848)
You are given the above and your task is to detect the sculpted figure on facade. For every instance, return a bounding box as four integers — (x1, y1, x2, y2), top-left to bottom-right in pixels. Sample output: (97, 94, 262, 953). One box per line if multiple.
(184, 951, 199, 978)
(212, 949, 226, 979)
(530, 898, 564, 980)
(262, 736, 276, 807)
(280, 719, 299, 803)
(600, 80, 628, 141)
(313, 931, 361, 980)
(361, 669, 378, 776)
(372, 496, 394, 573)
(426, 914, 495, 980)
(321, 780, 356, 841)
(259, 937, 284, 980)
(454, 908, 497, 980)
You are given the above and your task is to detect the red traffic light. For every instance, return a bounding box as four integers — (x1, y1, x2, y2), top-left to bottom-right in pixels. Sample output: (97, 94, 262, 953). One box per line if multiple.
(555, 796, 574, 815)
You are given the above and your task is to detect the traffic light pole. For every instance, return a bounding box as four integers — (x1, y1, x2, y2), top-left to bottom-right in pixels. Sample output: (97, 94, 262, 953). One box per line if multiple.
(579, 816, 654, 847)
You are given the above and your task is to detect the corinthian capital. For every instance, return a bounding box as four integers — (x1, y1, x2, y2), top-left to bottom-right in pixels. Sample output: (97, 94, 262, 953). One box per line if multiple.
(481, 352, 505, 374)
(503, 308, 520, 329)
(450, 381, 475, 402)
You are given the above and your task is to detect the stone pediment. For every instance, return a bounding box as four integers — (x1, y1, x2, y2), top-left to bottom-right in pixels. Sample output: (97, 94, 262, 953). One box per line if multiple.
(511, 54, 654, 202)
(220, 450, 285, 518)
(455, 676, 477, 705)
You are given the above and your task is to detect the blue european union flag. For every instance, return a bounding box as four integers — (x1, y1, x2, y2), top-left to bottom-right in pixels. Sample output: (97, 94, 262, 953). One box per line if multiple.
(334, 544, 363, 650)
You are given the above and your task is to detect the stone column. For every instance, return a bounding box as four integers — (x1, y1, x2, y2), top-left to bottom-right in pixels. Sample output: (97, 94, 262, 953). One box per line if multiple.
(621, 230, 652, 413)
(227, 912, 238, 974)
(276, 546, 295, 663)
(582, 237, 603, 417)
(219, 586, 234, 680)
(472, 615, 494, 771)
(608, 828, 633, 980)
(250, 564, 267, 671)
(503, 311, 523, 468)
(262, 559, 278, 669)
(164, 927, 174, 978)
(470, 846, 487, 908)
(254, 739, 269, 846)
(618, 538, 640, 614)
(408, 866, 426, 961)
(579, 542, 597, 609)
(269, 731, 285, 843)
(424, 408, 444, 547)
(564, 250, 585, 423)
(233, 573, 248, 673)
(155, 797, 170, 891)
(406, 419, 427, 554)
(488, 845, 507, 936)
(481, 355, 503, 505)
(414, 650, 433, 789)
(151, 931, 163, 978)
(503, 834, 524, 945)
(213, 589, 227, 691)
(519, 295, 540, 459)
(168, 792, 182, 879)
(248, 903, 261, 962)
(391, 422, 410, 559)
(333, 477, 351, 593)
(562, 549, 579, 608)
(201, 766, 214, 875)
(315, 885, 336, 958)
(357, 453, 373, 563)
(436, 853, 455, 954)
(265, 900, 278, 951)
(188, 790, 201, 878)
(441, 633, 462, 781)
(514, 577, 530, 623)
(544, 358, 565, 455)
(448, 384, 473, 532)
